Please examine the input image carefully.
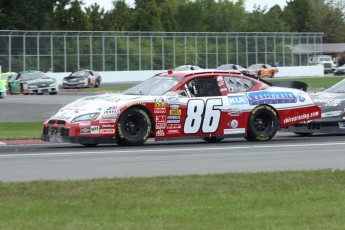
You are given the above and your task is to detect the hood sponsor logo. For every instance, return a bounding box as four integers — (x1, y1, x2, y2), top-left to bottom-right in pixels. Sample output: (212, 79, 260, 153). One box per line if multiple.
(167, 124, 181, 129)
(102, 114, 118, 119)
(247, 91, 297, 105)
(100, 129, 115, 134)
(154, 108, 166, 114)
(170, 104, 180, 109)
(104, 109, 120, 114)
(91, 126, 100, 134)
(80, 127, 91, 134)
(228, 95, 248, 105)
(156, 129, 165, 136)
(167, 119, 180, 124)
(99, 119, 117, 123)
(228, 108, 243, 116)
(156, 115, 167, 122)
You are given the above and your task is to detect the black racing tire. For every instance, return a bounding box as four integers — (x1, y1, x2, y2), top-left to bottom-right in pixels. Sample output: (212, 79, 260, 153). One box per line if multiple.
(270, 72, 274, 78)
(116, 107, 151, 146)
(49, 92, 57, 95)
(257, 71, 261, 78)
(203, 137, 224, 143)
(294, 132, 313, 137)
(245, 105, 279, 141)
(94, 79, 100, 88)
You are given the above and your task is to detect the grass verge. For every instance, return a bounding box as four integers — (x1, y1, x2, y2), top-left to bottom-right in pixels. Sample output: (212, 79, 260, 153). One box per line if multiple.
(0, 121, 42, 140)
(0, 170, 345, 229)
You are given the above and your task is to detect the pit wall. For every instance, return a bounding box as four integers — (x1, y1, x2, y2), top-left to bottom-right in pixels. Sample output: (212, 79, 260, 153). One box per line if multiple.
(45, 65, 324, 84)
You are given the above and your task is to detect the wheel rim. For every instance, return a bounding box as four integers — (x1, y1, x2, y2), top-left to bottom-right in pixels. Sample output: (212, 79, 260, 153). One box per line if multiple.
(254, 113, 272, 134)
(124, 114, 142, 136)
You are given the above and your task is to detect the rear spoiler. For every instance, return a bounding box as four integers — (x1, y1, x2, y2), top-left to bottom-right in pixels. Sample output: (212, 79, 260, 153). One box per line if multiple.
(243, 73, 308, 92)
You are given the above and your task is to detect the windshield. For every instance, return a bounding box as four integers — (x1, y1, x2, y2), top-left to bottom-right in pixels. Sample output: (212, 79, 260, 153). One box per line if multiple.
(122, 76, 181, 96)
(325, 79, 345, 93)
(71, 71, 88, 77)
(21, 72, 49, 81)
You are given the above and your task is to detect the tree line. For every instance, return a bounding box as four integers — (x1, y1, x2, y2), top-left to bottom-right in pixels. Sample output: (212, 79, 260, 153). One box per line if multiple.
(0, 0, 345, 43)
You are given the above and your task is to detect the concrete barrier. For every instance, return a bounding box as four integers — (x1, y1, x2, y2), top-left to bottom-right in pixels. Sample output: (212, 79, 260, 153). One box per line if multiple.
(45, 65, 325, 84)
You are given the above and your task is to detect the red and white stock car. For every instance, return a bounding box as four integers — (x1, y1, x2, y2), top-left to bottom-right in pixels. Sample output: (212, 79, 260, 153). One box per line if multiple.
(41, 70, 321, 146)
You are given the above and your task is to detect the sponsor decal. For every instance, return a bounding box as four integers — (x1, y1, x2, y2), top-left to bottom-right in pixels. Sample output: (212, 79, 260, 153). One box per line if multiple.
(167, 129, 180, 134)
(106, 106, 118, 110)
(167, 119, 180, 124)
(156, 129, 165, 136)
(247, 91, 297, 105)
(104, 109, 120, 114)
(170, 104, 180, 109)
(314, 98, 345, 107)
(80, 127, 91, 134)
(102, 114, 118, 118)
(224, 128, 245, 134)
(228, 108, 243, 116)
(298, 92, 306, 102)
(322, 110, 343, 118)
(283, 111, 319, 124)
(167, 124, 181, 129)
(154, 108, 166, 114)
(220, 88, 227, 92)
(170, 109, 181, 115)
(338, 122, 345, 129)
(228, 95, 248, 105)
(166, 96, 179, 104)
(91, 126, 100, 134)
(154, 102, 166, 107)
(155, 122, 167, 129)
(99, 119, 117, 123)
(167, 115, 180, 120)
(100, 129, 115, 134)
(155, 115, 167, 123)
(101, 124, 115, 128)
(230, 120, 238, 129)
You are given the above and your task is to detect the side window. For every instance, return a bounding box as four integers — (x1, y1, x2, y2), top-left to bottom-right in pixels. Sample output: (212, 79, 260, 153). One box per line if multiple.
(224, 76, 257, 93)
(184, 77, 221, 97)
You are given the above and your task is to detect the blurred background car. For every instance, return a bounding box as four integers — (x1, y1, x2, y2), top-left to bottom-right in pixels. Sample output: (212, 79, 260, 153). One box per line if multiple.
(333, 64, 345, 76)
(0, 72, 16, 85)
(63, 69, 102, 88)
(174, 65, 202, 71)
(216, 64, 248, 74)
(7, 70, 58, 95)
(0, 80, 6, 98)
(247, 63, 279, 78)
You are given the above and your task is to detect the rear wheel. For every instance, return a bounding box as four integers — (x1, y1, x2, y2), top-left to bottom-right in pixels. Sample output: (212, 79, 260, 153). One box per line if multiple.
(270, 72, 275, 78)
(94, 79, 100, 88)
(116, 107, 151, 146)
(246, 105, 279, 141)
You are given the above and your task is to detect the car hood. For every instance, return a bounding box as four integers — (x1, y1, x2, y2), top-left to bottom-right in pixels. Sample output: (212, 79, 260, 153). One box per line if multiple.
(310, 92, 345, 119)
(50, 93, 152, 123)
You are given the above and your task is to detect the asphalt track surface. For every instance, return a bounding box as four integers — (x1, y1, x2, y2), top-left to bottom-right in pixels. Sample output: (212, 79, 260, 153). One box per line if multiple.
(1, 84, 345, 182)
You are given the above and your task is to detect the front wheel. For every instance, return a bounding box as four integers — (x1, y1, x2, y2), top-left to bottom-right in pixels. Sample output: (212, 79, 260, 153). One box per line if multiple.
(245, 105, 279, 141)
(270, 72, 275, 78)
(116, 107, 151, 146)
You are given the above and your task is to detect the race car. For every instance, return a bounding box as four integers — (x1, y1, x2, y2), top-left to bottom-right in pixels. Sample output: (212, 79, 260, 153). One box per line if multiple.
(0, 81, 6, 98)
(0, 72, 16, 85)
(62, 69, 102, 88)
(216, 64, 248, 74)
(247, 64, 279, 78)
(333, 64, 345, 76)
(41, 70, 321, 146)
(281, 78, 345, 135)
(7, 70, 58, 95)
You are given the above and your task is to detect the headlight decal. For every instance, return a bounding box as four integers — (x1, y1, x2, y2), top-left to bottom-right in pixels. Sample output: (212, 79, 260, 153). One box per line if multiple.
(71, 112, 100, 123)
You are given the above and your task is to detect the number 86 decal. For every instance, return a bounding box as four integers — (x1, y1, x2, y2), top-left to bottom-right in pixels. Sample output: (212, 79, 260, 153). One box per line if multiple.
(184, 98, 223, 134)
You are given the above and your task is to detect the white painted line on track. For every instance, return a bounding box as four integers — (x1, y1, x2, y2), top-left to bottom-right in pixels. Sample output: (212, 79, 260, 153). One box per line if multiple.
(1, 142, 345, 158)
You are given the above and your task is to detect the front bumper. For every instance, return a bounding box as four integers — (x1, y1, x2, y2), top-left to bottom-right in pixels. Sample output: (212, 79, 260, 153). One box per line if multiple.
(26, 86, 58, 94)
(41, 120, 117, 144)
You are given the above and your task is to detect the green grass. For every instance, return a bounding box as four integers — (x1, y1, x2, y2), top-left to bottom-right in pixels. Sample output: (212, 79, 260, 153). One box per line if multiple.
(0, 122, 42, 140)
(0, 170, 345, 229)
(267, 76, 345, 92)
